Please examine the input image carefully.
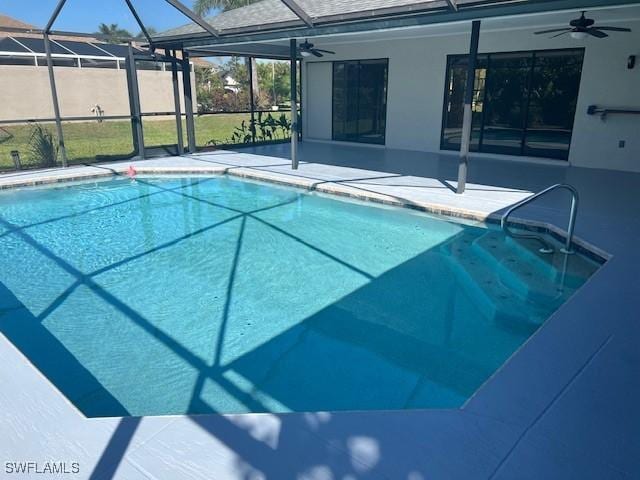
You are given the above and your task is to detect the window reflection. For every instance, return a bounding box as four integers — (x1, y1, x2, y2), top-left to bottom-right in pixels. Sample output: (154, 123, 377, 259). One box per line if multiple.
(441, 49, 584, 160)
(332, 59, 388, 144)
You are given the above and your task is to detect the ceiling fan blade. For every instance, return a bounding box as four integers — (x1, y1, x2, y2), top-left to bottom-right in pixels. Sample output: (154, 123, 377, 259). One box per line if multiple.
(535, 28, 571, 35)
(314, 49, 335, 54)
(587, 28, 608, 38)
(550, 30, 571, 38)
(310, 49, 323, 57)
(594, 26, 631, 32)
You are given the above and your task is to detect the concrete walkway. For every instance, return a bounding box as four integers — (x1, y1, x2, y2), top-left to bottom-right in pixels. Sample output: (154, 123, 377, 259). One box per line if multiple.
(0, 144, 638, 479)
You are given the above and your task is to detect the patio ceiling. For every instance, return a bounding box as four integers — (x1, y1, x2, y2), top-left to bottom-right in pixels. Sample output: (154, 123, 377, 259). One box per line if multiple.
(187, 43, 293, 60)
(153, 0, 640, 53)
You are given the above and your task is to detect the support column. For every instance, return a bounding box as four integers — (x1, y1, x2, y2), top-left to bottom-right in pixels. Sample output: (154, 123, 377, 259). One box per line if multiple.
(182, 51, 197, 153)
(126, 43, 145, 159)
(456, 20, 481, 194)
(43, 32, 68, 167)
(168, 49, 184, 155)
(297, 59, 302, 140)
(290, 39, 299, 169)
(248, 56, 256, 145)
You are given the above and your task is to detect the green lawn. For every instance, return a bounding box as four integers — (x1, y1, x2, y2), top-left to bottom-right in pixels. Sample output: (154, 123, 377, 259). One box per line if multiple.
(0, 112, 291, 171)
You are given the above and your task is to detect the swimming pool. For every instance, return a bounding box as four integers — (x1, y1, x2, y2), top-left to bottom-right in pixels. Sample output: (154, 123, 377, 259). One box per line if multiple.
(0, 175, 600, 417)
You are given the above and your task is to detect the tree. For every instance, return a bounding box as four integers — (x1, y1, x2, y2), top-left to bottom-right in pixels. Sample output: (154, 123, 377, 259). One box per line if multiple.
(96, 23, 133, 43)
(136, 26, 158, 41)
(257, 61, 290, 106)
(193, 0, 261, 98)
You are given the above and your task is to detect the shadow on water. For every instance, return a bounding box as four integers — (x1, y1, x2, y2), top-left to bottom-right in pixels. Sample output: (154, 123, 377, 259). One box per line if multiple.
(0, 282, 129, 416)
(0, 176, 579, 479)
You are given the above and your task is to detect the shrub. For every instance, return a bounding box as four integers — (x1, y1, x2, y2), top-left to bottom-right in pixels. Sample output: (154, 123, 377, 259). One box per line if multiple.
(221, 112, 292, 146)
(28, 124, 58, 168)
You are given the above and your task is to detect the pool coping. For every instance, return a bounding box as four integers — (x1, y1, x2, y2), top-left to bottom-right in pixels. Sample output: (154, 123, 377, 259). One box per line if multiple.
(0, 164, 610, 263)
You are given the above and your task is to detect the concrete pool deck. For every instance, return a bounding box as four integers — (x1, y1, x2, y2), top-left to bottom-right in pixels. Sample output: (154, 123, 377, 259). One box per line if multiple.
(0, 144, 638, 479)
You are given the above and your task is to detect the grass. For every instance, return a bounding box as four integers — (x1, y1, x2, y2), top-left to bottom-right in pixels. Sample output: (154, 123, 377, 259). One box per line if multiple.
(0, 112, 291, 171)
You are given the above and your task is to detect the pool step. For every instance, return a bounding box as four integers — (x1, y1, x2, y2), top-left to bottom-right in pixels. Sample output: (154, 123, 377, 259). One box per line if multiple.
(470, 232, 591, 305)
(439, 232, 548, 334)
(471, 232, 561, 304)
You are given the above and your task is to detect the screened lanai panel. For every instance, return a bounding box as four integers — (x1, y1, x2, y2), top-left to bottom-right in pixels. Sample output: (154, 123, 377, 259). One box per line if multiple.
(0, 37, 30, 53)
(13, 37, 68, 55)
(441, 49, 584, 160)
(159, 0, 475, 39)
(158, 0, 300, 37)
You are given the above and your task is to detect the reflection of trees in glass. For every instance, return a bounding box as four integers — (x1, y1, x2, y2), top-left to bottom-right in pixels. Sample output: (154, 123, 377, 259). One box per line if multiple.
(332, 60, 388, 144)
(484, 55, 530, 130)
(528, 55, 582, 129)
(442, 49, 583, 159)
(442, 57, 486, 147)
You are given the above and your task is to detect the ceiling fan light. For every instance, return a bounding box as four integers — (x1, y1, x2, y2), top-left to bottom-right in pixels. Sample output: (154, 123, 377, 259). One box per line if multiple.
(300, 50, 312, 57)
(570, 31, 588, 39)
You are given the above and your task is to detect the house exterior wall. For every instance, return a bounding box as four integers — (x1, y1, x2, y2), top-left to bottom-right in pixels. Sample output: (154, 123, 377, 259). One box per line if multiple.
(302, 20, 640, 172)
(0, 66, 196, 121)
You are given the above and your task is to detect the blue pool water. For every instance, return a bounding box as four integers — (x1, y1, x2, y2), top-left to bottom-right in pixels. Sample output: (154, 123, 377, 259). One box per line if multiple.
(0, 176, 600, 417)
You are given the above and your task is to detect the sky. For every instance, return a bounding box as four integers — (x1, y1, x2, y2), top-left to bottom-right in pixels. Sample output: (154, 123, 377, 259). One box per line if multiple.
(0, 0, 214, 35)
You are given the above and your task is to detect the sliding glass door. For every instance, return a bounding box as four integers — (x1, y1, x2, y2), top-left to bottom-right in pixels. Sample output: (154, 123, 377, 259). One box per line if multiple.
(441, 49, 584, 160)
(333, 59, 388, 144)
(482, 53, 532, 155)
(524, 50, 584, 158)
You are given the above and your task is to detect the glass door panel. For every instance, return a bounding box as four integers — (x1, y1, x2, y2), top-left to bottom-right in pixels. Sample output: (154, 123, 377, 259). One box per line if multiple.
(481, 53, 532, 155)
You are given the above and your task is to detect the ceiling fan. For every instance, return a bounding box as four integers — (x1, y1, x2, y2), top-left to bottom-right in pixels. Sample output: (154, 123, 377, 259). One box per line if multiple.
(299, 40, 335, 58)
(535, 11, 631, 39)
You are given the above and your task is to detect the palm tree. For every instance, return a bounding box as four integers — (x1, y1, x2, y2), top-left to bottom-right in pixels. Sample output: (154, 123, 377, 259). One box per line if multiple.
(193, 0, 261, 99)
(96, 23, 133, 43)
(136, 26, 158, 41)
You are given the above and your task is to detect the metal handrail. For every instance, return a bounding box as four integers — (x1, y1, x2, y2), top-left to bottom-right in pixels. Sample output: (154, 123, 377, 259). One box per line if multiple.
(501, 183, 579, 254)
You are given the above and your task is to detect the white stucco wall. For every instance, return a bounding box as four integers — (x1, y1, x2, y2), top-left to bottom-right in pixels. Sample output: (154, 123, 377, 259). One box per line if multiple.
(302, 20, 640, 172)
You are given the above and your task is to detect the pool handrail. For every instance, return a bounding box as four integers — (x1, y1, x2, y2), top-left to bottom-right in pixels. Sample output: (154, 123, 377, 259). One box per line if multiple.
(501, 183, 579, 254)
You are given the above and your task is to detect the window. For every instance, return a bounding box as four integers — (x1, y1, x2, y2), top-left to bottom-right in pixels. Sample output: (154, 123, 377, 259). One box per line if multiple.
(441, 49, 583, 160)
(333, 59, 388, 144)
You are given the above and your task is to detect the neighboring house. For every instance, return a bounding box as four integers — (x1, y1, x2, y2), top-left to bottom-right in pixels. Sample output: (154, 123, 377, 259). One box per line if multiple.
(0, 14, 36, 33)
(0, 14, 196, 122)
(222, 73, 241, 94)
(159, 0, 640, 174)
(191, 58, 223, 91)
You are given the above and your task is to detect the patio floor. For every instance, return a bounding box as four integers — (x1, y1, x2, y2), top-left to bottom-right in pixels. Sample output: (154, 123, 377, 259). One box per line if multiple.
(0, 142, 638, 479)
